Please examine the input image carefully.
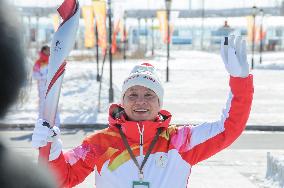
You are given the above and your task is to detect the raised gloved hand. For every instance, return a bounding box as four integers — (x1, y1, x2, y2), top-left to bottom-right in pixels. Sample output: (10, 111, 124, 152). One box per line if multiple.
(221, 35, 249, 78)
(32, 119, 62, 161)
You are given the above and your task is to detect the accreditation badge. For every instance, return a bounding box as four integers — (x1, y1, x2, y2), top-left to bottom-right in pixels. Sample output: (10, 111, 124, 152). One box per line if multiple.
(132, 181, 150, 188)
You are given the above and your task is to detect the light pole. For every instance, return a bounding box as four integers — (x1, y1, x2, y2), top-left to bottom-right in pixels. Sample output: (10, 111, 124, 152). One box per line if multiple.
(251, 6, 257, 69)
(145, 18, 148, 54)
(200, 0, 205, 50)
(259, 8, 264, 64)
(165, 0, 172, 82)
(123, 11, 127, 61)
(95, 23, 100, 81)
(151, 18, 154, 56)
(138, 17, 141, 50)
(107, 0, 114, 103)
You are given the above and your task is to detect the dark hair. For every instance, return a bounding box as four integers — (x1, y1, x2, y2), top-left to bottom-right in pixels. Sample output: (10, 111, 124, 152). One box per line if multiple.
(0, 0, 26, 117)
(41, 45, 50, 52)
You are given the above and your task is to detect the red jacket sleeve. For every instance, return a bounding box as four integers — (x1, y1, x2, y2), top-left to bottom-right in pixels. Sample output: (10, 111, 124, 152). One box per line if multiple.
(172, 75, 254, 166)
(48, 142, 97, 188)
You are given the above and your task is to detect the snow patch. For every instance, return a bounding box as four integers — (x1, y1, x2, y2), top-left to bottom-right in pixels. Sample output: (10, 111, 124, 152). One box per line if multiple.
(266, 152, 284, 188)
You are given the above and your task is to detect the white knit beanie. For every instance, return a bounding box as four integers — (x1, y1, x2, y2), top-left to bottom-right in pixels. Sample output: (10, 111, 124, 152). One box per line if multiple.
(121, 63, 164, 106)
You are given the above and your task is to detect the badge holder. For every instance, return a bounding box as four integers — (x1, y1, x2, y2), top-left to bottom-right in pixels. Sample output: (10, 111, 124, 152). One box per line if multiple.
(132, 181, 150, 188)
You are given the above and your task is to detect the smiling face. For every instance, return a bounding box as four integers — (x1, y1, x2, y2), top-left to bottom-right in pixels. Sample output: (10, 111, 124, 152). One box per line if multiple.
(122, 85, 160, 121)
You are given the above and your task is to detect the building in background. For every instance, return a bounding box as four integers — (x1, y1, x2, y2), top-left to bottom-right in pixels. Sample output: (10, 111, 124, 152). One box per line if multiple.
(12, 0, 284, 57)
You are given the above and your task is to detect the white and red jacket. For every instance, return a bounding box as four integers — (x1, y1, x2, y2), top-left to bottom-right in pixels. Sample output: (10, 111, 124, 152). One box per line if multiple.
(49, 75, 254, 188)
(33, 52, 49, 81)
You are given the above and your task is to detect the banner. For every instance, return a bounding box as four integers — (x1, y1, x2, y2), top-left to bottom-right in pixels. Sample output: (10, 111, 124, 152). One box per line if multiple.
(111, 9, 123, 54)
(247, 16, 266, 43)
(119, 19, 127, 42)
(111, 19, 120, 54)
(157, 11, 168, 44)
(52, 14, 60, 32)
(255, 27, 266, 43)
(157, 11, 175, 44)
(82, 6, 95, 48)
(93, 1, 107, 54)
(247, 16, 254, 43)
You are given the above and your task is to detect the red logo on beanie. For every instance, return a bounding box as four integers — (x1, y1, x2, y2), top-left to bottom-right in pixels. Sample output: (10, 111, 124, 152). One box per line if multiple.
(142, 63, 154, 67)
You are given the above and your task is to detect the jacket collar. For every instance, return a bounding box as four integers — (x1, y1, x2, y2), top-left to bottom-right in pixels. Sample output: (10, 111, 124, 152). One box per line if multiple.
(108, 104, 172, 143)
(38, 52, 49, 63)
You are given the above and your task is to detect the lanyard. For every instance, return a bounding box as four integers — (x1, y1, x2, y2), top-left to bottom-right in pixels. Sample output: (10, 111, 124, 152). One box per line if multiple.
(118, 126, 162, 181)
(137, 123, 144, 156)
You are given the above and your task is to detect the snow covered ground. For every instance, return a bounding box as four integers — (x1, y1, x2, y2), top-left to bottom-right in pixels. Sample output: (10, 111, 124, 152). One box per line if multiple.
(1, 50, 284, 127)
(266, 152, 284, 188)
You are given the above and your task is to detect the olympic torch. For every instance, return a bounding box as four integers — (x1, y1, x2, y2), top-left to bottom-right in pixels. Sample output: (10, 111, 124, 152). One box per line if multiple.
(38, 0, 80, 161)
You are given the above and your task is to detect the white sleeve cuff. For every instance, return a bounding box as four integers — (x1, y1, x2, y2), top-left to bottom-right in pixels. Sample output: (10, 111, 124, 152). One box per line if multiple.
(49, 139, 63, 161)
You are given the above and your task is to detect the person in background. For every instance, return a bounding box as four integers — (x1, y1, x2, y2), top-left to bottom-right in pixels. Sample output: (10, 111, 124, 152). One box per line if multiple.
(33, 45, 60, 126)
(32, 37, 253, 188)
(221, 20, 233, 36)
(0, 0, 57, 187)
(223, 20, 231, 28)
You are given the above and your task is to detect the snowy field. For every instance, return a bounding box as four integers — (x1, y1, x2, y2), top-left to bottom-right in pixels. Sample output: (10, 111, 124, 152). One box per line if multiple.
(1, 50, 284, 127)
